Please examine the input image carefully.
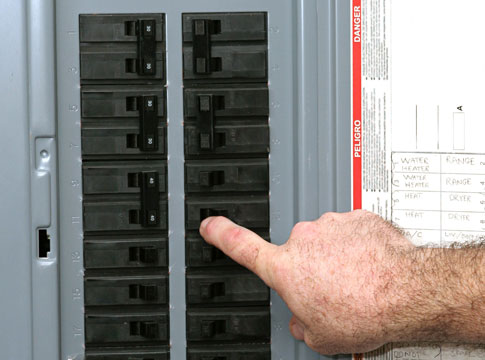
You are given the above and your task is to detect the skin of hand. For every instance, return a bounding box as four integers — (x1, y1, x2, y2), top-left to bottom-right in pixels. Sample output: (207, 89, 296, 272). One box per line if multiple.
(199, 210, 485, 355)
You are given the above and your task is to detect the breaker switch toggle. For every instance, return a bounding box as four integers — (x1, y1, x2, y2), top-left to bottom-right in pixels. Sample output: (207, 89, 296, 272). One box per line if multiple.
(130, 321, 159, 339)
(199, 170, 225, 187)
(200, 282, 225, 299)
(201, 320, 226, 338)
(129, 246, 159, 264)
(192, 19, 221, 74)
(129, 284, 158, 301)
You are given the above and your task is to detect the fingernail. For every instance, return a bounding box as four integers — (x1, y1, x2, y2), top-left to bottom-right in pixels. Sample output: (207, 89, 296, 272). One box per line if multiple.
(291, 323, 305, 340)
(200, 217, 211, 232)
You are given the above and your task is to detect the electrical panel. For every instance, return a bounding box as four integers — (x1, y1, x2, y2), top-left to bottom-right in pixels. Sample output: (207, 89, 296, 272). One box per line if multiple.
(0, 1, 353, 360)
(4, 1, 484, 360)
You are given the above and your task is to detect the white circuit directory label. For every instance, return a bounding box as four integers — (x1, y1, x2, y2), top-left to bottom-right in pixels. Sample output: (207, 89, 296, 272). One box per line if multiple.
(351, 0, 485, 358)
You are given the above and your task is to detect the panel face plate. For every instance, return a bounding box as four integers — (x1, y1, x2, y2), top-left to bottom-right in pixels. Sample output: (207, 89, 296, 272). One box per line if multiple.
(56, 2, 306, 360)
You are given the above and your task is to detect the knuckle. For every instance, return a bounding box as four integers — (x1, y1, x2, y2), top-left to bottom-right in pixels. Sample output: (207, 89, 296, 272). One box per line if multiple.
(320, 212, 338, 222)
(354, 209, 372, 218)
(223, 226, 246, 244)
(304, 333, 318, 350)
(304, 331, 329, 354)
(292, 221, 315, 235)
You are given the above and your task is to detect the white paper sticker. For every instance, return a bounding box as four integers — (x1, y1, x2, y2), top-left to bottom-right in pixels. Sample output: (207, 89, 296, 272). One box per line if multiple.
(351, 0, 485, 358)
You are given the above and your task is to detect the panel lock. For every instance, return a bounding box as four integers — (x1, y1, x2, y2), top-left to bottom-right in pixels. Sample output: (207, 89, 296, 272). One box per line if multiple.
(192, 19, 221, 74)
(137, 19, 157, 75)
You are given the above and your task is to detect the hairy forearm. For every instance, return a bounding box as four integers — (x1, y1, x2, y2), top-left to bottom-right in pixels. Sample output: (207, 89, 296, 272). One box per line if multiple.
(391, 244, 485, 343)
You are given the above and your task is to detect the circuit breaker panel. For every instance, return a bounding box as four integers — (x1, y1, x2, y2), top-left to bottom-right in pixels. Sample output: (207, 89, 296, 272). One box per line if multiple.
(80, 14, 170, 360)
(78, 11, 273, 360)
(182, 13, 271, 359)
(0, 0, 350, 359)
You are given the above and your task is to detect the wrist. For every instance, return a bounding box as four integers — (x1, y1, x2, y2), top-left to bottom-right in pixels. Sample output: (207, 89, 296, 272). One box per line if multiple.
(381, 248, 448, 343)
(386, 247, 485, 343)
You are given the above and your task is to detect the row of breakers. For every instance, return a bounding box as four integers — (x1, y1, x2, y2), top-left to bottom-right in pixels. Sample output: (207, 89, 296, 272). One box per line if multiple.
(80, 11, 272, 360)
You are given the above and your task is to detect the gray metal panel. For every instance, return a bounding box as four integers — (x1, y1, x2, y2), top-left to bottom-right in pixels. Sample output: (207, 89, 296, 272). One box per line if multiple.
(56, 1, 350, 359)
(165, 9, 186, 360)
(2, 0, 352, 359)
(293, 0, 339, 358)
(56, 2, 297, 360)
(293, 0, 352, 358)
(269, 0, 324, 357)
(334, 0, 352, 214)
(28, 0, 60, 359)
(0, 1, 34, 360)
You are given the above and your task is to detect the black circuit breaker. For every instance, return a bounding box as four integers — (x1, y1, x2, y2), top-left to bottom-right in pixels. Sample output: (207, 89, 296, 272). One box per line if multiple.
(80, 14, 169, 360)
(182, 12, 271, 360)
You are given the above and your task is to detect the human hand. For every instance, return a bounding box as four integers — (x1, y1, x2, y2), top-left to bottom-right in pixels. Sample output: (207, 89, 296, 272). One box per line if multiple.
(199, 210, 420, 355)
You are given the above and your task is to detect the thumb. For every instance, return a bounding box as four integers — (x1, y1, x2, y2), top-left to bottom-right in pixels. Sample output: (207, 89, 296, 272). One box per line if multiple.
(200, 216, 279, 288)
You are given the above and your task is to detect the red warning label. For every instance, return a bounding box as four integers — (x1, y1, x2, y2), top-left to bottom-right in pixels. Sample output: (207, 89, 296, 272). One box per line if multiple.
(352, 0, 362, 210)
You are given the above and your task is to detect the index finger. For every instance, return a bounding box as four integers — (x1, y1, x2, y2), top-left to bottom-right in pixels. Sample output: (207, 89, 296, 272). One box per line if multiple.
(200, 216, 279, 288)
